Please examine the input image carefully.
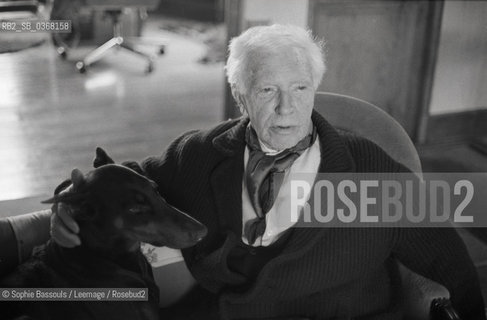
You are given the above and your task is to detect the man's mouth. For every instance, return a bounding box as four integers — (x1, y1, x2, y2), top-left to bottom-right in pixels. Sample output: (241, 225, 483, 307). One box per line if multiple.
(272, 125, 295, 133)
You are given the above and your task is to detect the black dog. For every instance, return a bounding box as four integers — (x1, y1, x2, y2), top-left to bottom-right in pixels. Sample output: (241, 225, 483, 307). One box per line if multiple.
(0, 148, 207, 320)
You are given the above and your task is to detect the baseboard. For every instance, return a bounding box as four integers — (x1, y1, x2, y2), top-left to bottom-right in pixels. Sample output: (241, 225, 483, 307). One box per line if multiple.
(425, 109, 487, 145)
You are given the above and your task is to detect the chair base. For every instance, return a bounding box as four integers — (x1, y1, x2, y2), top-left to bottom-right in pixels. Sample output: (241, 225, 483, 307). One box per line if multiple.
(71, 36, 164, 74)
(54, 8, 165, 74)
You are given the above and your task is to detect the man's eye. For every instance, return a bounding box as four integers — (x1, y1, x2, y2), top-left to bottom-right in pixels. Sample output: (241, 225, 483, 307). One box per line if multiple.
(261, 87, 275, 94)
(297, 85, 308, 91)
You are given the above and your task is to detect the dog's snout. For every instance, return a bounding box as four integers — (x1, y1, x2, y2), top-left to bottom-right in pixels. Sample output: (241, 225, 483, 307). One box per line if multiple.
(183, 216, 207, 243)
(192, 225, 208, 242)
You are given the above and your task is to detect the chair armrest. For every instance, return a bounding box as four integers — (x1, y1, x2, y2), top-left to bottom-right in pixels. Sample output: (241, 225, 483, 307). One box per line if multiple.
(400, 262, 450, 320)
(0, 219, 19, 277)
(431, 298, 462, 320)
(5, 210, 51, 266)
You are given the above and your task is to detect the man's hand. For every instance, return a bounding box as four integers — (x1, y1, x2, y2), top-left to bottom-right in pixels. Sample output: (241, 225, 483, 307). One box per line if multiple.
(50, 190, 81, 247)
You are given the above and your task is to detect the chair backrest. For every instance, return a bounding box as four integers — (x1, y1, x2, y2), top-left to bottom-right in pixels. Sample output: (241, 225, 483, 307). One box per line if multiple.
(314, 92, 422, 174)
(84, 0, 160, 10)
(0, 1, 38, 13)
(314, 93, 455, 319)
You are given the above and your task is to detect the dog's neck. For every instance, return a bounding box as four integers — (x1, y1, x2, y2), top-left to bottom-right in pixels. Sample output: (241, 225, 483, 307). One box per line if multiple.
(47, 239, 146, 275)
(82, 235, 142, 269)
(44, 241, 156, 297)
(49, 220, 145, 272)
(79, 218, 142, 256)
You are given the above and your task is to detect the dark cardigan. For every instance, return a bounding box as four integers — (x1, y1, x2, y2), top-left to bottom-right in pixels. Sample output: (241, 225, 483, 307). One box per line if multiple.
(141, 111, 485, 319)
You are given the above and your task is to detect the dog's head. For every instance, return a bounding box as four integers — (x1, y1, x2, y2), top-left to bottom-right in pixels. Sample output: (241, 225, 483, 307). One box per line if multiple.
(43, 147, 207, 252)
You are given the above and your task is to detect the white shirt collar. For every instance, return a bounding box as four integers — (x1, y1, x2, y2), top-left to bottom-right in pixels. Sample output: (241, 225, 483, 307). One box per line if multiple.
(258, 138, 283, 156)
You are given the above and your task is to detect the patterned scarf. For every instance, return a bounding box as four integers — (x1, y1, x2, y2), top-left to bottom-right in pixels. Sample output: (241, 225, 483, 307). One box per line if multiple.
(244, 124, 317, 245)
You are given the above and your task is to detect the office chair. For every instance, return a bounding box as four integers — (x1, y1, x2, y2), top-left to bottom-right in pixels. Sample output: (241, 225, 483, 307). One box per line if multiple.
(51, 0, 164, 73)
(0, 1, 39, 14)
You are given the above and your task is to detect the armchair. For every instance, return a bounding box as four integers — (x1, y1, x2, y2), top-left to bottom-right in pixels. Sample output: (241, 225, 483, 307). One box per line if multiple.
(314, 92, 459, 319)
(0, 93, 478, 319)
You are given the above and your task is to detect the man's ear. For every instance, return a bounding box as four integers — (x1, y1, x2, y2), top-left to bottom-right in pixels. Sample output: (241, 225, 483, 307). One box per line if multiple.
(230, 84, 247, 115)
(93, 147, 115, 168)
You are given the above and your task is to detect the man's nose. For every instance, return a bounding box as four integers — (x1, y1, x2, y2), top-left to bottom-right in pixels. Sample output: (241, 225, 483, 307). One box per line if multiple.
(275, 92, 294, 115)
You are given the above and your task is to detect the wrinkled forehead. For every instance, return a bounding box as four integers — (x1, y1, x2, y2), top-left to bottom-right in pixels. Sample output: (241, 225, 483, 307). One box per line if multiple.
(246, 47, 312, 87)
(248, 45, 309, 70)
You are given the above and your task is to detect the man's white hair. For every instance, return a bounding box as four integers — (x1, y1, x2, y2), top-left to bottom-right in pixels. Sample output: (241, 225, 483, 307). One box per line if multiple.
(225, 24, 326, 94)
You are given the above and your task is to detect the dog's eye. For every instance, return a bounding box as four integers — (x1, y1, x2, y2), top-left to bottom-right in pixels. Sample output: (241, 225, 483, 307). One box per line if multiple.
(128, 205, 149, 215)
(135, 193, 146, 204)
(150, 182, 160, 195)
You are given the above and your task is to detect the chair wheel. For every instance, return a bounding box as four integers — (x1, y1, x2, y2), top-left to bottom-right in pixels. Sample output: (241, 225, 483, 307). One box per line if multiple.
(145, 62, 154, 74)
(76, 61, 86, 73)
(57, 47, 67, 59)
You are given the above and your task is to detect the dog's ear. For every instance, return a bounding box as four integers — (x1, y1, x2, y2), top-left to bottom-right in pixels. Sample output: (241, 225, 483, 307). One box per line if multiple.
(93, 147, 115, 168)
(121, 161, 145, 175)
(41, 168, 88, 204)
(71, 168, 86, 190)
(54, 179, 73, 195)
(41, 192, 95, 222)
(41, 191, 88, 205)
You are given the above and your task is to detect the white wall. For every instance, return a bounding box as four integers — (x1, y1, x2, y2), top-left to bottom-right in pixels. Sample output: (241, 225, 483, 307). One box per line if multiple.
(241, 0, 309, 29)
(429, 1, 487, 115)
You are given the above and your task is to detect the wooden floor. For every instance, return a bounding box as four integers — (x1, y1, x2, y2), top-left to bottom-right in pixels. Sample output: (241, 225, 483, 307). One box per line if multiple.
(0, 18, 224, 203)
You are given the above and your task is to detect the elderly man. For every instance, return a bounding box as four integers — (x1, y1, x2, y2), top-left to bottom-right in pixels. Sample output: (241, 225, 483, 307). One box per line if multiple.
(2, 24, 486, 319)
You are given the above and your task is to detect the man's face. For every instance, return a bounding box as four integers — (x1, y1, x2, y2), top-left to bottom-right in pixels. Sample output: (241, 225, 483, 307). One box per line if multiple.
(237, 49, 315, 151)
